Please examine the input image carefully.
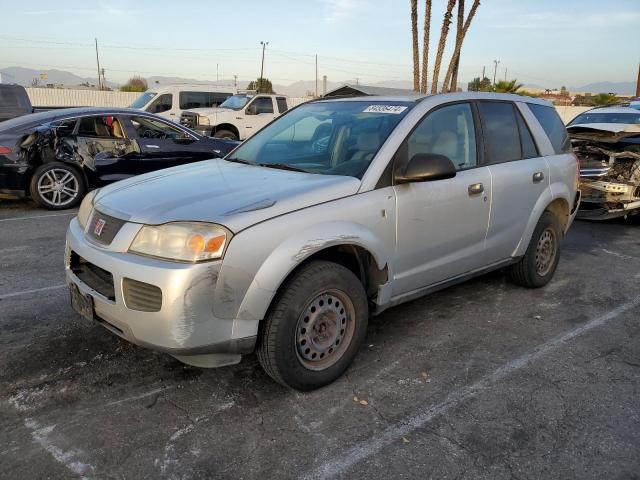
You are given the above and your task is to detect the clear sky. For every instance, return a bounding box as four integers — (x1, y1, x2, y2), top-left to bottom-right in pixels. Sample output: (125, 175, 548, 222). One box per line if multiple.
(0, 0, 638, 87)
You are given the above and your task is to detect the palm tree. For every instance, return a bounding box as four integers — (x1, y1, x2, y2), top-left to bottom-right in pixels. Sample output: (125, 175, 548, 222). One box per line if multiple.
(493, 79, 523, 93)
(442, 0, 481, 92)
(420, 0, 432, 94)
(411, 0, 420, 91)
(430, 0, 457, 94)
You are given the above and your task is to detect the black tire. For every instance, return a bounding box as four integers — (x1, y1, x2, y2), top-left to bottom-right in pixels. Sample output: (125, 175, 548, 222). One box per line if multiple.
(213, 129, 238, 141)
(29, 162, 86, 210)
(509, 211, 562, 288)
(257, 260, 368, 391)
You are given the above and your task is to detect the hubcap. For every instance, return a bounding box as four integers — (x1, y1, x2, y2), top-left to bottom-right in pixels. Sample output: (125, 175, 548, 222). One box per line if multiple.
(535, 228, 556, 276)
(37, 168, 79, 207)
(295, 290, 355, 371)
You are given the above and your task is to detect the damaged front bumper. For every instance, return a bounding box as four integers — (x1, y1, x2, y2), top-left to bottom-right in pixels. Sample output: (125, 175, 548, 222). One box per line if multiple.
(577, 179, 640, 220)
(65, 218, 256, 367)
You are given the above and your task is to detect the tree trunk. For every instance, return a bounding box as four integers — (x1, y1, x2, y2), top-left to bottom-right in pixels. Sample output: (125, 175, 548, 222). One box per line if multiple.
(442, 0, 481, 92)
(430, 0, 457, 94)
(420, 0, 432, 94)
(411, 0, 420, 92)
(450, 53, 460, 92)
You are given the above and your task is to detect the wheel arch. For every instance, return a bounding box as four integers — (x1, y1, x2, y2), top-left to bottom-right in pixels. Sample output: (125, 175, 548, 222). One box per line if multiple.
(212, 123, 240, 138)
(513, 184, 572, 257)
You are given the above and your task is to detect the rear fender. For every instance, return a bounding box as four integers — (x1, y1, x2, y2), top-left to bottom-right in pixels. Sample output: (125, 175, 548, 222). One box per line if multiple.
(513, 182, 572, 257)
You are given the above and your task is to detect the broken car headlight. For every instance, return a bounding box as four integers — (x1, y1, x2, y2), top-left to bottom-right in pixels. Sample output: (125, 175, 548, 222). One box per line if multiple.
(77, 189, 98, 230)
(197, 115, 210, 126)
(129, 222, 231, 262)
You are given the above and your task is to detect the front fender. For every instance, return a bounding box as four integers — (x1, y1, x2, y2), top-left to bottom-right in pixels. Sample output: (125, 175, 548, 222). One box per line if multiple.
(512, 181, 572, 257)
(220, 220, 390, 339)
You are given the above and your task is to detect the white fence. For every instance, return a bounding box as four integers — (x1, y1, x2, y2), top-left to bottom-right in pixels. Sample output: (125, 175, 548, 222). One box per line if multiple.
(24, 88, 585, 124)
(26, 88, 139, 108)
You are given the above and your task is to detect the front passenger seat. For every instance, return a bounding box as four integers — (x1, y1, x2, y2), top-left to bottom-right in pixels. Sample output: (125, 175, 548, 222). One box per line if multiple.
(351, 129, 380, 162)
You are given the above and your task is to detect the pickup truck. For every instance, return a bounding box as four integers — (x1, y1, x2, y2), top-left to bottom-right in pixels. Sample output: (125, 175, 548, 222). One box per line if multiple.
(0, 84, 34, 122)
(180, 93, 289, 140)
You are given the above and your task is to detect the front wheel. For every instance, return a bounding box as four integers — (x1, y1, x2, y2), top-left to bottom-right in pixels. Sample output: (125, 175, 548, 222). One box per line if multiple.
(29, 162, 86, 210)
(509, 211, 562, 288)
(257, 261, 368, 391)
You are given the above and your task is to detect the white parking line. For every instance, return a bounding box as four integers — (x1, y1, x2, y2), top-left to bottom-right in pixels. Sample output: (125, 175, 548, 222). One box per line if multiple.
(305, 296, 640, 480)
(0, 284, 66, 300)
(0, 212, 76, 223)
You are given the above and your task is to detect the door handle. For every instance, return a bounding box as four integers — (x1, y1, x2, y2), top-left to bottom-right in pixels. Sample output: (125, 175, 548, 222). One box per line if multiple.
(533, 171, 545, 183)
(145, 144, 160, 149)
(169, 113, 176, 116)
(468, 183, 484, 196)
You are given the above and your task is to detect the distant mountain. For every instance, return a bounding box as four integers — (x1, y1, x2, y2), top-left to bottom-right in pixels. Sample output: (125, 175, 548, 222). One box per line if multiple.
(569, 81, 635, 95)
(0, 66, 119, 88)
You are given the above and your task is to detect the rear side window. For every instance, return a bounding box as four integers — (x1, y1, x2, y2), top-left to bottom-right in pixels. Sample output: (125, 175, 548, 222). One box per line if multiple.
(515, 110, 538, 159)
(276, 97, 288, 113)
(477, 102, 521, 164)
(179, 91, 232, 109)
(252, 97, 274, 114)
(529, 104, 571, 154)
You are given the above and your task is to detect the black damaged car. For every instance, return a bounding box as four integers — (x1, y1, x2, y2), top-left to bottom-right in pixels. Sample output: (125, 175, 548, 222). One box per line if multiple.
(0, 108, 239, 209)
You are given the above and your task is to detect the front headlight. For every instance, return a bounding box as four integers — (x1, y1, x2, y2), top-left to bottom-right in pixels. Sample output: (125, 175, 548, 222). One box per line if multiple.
(77, 189, 98, 230)
(198, 115, 210, 126)
(129, 222, 231, 262)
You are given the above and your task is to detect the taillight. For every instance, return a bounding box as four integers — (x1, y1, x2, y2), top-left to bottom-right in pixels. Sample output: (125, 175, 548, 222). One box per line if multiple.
(0, 146, 12, 155)
(573, 152, 580, 190)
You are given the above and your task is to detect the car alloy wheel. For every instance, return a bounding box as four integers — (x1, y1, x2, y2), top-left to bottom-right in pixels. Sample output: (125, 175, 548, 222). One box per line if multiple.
(37, 168, 80, 208)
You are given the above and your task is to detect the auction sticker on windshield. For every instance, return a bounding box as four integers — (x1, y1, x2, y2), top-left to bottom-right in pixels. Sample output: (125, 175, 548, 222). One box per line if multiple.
(363, 105, 408, 114)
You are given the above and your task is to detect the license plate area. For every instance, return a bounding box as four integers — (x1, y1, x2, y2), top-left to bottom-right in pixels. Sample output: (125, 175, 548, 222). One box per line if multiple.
(69, 283, 95, 325)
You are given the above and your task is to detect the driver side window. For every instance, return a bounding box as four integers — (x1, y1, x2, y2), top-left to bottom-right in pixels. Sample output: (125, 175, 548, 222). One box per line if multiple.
(407, 103, 477, 170)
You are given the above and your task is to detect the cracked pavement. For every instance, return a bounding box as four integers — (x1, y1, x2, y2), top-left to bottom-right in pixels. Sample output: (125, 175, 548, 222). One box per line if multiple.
(1, 200, 639, 479)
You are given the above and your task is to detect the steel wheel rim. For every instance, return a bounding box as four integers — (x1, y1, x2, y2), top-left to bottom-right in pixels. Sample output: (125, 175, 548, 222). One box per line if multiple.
(294, 289, 356, 371)
(535, 228, 556, 276)
(37, 168, 79, 207)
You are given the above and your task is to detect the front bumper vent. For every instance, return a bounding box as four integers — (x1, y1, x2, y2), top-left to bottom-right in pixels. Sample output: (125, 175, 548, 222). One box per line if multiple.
(123, 278, 162, 312)
(70, 251, 115, 300)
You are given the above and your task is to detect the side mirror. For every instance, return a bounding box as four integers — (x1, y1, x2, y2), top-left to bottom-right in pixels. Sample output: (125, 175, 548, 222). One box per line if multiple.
(395, 153, 457, 184)
(246, 105, 257, 115)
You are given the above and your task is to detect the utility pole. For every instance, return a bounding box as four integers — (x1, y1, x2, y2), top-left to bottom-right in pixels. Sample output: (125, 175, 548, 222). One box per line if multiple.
(493, 59, 500, 85)
(315, 54, 318, 98)
(323, 75, 327, 97)
(482, 65, 485, 80)
(636, 63, 640, 98)
(504, 67, 507, 81)
(233, 75, 237, 88)
(355, 77, 359, 86)
(216, 64, 219, 84)
(259, 41, 268, 93)
(95, 38, 101, 90)
(101, 68, 106, 88)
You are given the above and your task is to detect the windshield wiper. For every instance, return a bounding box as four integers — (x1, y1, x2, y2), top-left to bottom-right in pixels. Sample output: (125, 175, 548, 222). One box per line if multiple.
(257, 163, 310, 173)
(225, 157, 257, 166)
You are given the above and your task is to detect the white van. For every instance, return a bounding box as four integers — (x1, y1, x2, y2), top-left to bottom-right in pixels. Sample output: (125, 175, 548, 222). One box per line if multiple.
(129, 84, 236, 121)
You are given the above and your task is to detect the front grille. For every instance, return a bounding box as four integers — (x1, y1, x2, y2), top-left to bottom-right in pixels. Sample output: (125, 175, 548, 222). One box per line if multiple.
(70, 251, 115, 300)
(123, 278, 162, 312)
(86, 209, 127, 246)
(180, 111, 198, 128)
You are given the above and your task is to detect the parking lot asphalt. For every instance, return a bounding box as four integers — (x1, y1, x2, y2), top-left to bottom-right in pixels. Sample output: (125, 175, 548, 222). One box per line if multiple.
(0, 199, 639, 480)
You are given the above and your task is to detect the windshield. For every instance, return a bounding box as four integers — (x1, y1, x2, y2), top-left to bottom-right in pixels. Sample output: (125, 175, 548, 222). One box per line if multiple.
(219, 95, 251, 110)
(569, 112, 640, 125)
(227, 100, 414, 178)
(130, 92, 157, 109)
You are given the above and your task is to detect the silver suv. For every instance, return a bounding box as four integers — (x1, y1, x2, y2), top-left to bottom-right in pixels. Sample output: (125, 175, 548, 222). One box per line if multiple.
(66, 93, 580, 390)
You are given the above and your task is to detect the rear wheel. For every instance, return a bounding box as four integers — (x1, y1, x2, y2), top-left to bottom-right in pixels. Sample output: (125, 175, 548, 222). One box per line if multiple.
(257, 261, 368, 391)
(509, 211, 562, 288)
(213, 129, 238, 141)
(29, 162, 85, 210)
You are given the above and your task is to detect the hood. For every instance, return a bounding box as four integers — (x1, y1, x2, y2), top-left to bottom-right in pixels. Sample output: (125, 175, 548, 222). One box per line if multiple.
(187, 107, 235, 116)
(93, 159, 361, 232)
(567, 123, 640, 143)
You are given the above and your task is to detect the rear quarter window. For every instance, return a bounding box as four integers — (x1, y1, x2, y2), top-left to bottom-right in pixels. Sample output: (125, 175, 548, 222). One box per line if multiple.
(529, 104, 571, 154)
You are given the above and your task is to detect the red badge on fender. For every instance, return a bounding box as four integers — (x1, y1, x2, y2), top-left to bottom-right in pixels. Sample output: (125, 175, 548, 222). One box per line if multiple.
(94, 218, 106, 236)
